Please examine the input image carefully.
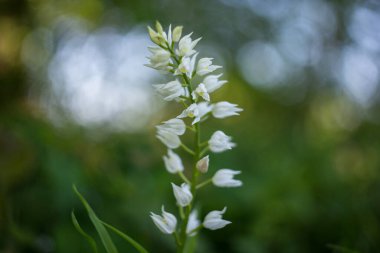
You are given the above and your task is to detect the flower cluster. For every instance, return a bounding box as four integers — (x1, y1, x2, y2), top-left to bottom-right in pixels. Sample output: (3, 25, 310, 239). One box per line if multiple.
(146, 21, 242, 251)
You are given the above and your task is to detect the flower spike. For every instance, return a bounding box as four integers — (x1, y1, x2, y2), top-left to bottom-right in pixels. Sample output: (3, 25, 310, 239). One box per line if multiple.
(146, 22, 243, 250)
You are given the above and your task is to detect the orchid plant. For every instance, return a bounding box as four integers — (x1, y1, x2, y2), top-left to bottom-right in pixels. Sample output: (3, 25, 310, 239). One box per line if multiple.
(72, 21, 242, 253)
(147, 21, 243, 252)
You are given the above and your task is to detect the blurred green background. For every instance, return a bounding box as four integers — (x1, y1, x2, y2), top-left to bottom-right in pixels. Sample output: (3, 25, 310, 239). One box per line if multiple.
(1, 0, 380, 252)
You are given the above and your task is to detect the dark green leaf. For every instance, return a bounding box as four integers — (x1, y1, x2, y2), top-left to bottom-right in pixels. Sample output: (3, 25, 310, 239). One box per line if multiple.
(71, 210, 99, 253)
(73, 184, 118, 253)
(101, 221, 149, 253)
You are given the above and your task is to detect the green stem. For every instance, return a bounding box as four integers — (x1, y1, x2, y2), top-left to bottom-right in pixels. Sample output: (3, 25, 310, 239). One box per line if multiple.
(187, 224, 203, 236)
(177, 205, 191, 253)
(173, 232, 181, 248)
(170, 48, 202, 253)
(200, 141, 208, 147)
(179, 206, 185, 220)
(178, 171, 191, 185)
(186, 125, 195, 132)
(196, 178, 212, 189)
(200, 146, 209, 157)
(181, 144, 195, 156)
(167, 43, 180, 65)
(180, 100, 188, 108)
(192, 123, 201, 194)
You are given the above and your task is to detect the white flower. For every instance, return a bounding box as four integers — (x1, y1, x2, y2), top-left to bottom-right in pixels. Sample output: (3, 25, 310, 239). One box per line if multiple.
(208, 130, 235, 153)
(203, 207, 231, 230)
(186, 210, 201, 236)
(153, 80, 184, 101)
(203, 74, 227, 93)
(196, 58, 221, 76)
(212, 102, 243, 119)
(174, 53, 197, 78)
(163, 150, 184, 174)
(177, 103, 200, 125)
(177, 33, 201, 57)
(150, 206, 177, 234)
(175, 57, 190, 75)
(146, 47, 171, 70)
(196, 155, 209, 173)
(171, 183, 193, 207)
(212, 169, 242, 187)
(197, 102, 212, 119)
(156, 118, 186, 136)
(156, 129, 181, 149)
(192, 83, 210, 101)
(172, 26, 183, 42)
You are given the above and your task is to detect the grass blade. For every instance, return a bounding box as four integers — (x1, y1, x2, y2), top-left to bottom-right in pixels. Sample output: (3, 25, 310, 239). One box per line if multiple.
(101, 221, 149, 253)
(71, 211, 99, 253)
(73, 184, 118, 253)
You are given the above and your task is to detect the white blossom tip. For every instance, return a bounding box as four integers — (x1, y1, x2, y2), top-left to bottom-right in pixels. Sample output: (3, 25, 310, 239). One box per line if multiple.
(172, 182, 193, 207)
(212, 169, 242, 187)
(208, 130, 235, 153)
(150, 206, 177, 234)
(203, 207, 231, 230)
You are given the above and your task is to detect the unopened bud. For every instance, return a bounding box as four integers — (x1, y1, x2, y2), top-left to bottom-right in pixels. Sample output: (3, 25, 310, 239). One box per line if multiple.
(172, 26, 183, 42)
(156, 21, 164, 34)
(148, 26, 160, 44)
(196, 155, 209, 173)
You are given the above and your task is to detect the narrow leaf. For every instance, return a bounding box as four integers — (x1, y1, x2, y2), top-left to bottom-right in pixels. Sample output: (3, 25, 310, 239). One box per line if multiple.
(73, 185, 119, 253)
(101, 221, 149, 253)
(71, 211, 99, 253)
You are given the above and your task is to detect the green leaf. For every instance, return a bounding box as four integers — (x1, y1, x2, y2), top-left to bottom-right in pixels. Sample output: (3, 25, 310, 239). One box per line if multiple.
(101, 221, 149, 253)
(73, 184, 118, 253)
(71, 211, 99, 253)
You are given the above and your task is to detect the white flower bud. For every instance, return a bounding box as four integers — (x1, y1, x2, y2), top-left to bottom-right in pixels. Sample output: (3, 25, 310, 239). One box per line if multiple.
(208, 130, 235, 153)
(177, 33, 201, 57)
(174, 53, 197, 78)
(150, 206, 177, 234)
(172, 26, 183, 42)
(177, 103, 200, 125)
(212, 101, 243, 119)
(212, 169, 242, 187)
(166, 24, 172, 46)
(203, 74, 227, 93)
(155, 21, 164, 35)
(147, 26, 160, 44)
(175, 57, 191, 75)
(203, 207, 231, 230)
(153, 80, 184, 101)
(156, 129, 181, 149)
(196, 58, 221, 76)
(196, 155, 209, 173)
(186, 210, 200, 236)
(171, 183, 193, 207)
(156, 118, 186, 136)
(163, 150, 184, 174)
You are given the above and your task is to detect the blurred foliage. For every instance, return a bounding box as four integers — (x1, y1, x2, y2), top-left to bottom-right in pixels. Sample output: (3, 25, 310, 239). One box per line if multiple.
(1, 0, 380, 252)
